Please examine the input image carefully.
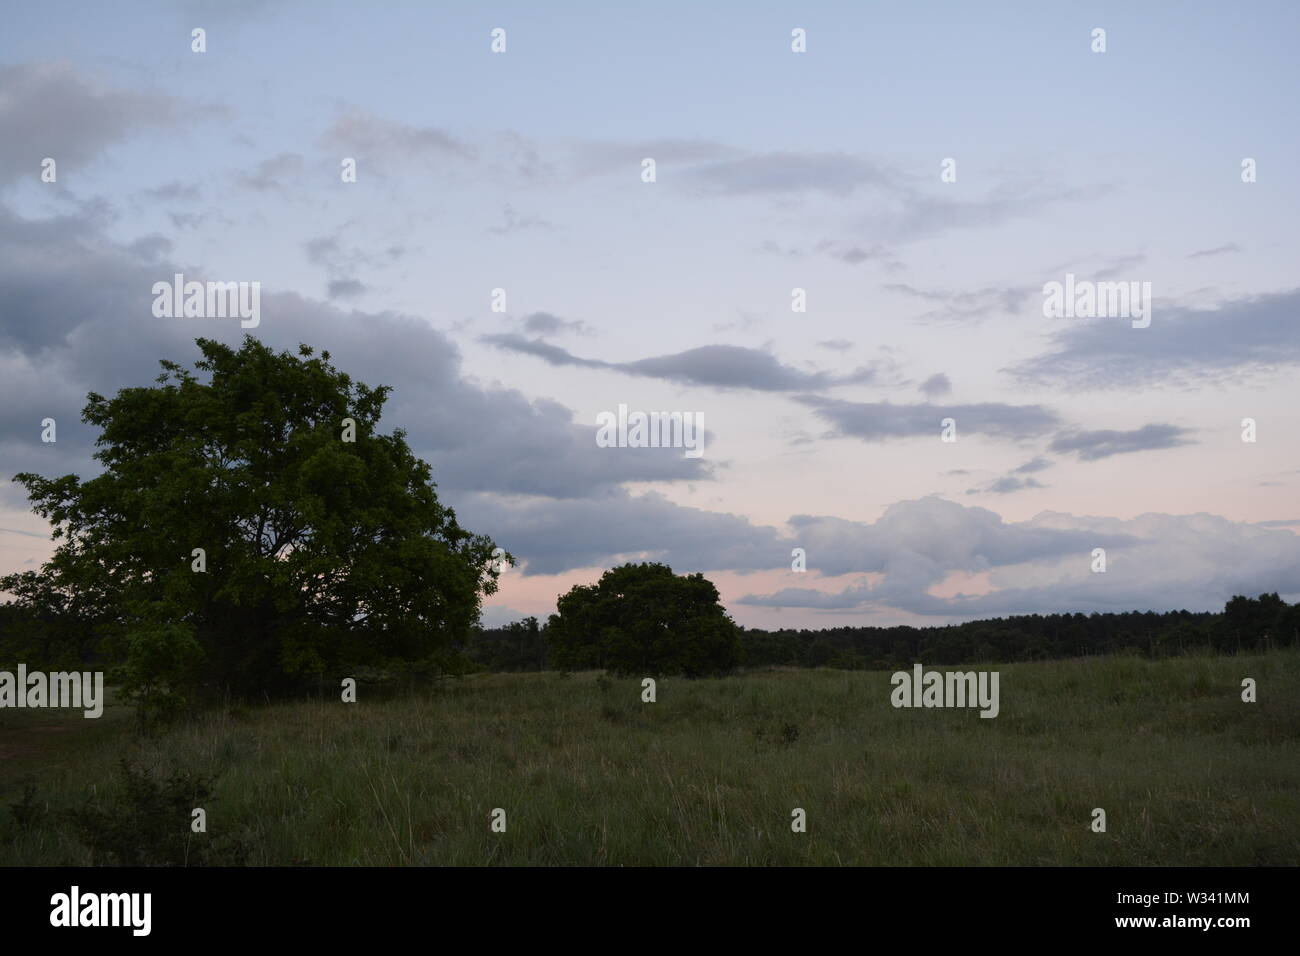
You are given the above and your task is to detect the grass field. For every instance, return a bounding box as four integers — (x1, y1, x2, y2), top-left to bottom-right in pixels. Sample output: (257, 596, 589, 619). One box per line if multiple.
(2, 650, 1297, 866)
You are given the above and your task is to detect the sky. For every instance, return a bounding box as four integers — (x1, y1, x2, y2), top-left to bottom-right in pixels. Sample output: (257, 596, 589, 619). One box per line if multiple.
(1, 0, 1298, 629)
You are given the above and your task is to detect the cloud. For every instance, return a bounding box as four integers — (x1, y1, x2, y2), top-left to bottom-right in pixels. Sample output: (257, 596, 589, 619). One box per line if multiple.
(738, 502, 1300, 618)
(797, 395, 1060, 442)
(481, 335, 882, 392)
(0, 62, 182, 187)
(580, 140, 1102, 243)
(884, 281, 1036, 322)
(490, 204, 554, 235)
(817, 339, 853, 353)
(1049, 424, 1196, 461)
(814, 240, 897, 266)
(319, 108, 476, 169)
(1012, 456, 1053, 474)
(519, 312, 589, 338)
(236, 152, 305, 192)
(574, 138, 741, 176)
(918, 373, 952, 398)
(305, 232, 399, 294)
(1009, 289, 1300, 389)
(143, 181, 202, 202)
(0, 202, 709, 499)
(479, 605, 532, 628)
(964, 457, 1054, 495)
(453, 489, 784, 576)
(968, 475, 1046, 495)
(1188, 243, 1242, 259)
(866, 180, 1110, 243)
(327, 278, 366, 299)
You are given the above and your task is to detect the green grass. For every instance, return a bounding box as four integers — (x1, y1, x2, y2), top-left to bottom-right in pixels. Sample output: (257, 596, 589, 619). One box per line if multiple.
(2, 650, 1297, 865)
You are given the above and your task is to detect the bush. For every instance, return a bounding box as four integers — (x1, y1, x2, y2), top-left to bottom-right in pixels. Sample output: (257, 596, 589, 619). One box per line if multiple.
(115, 622, 204, 729)
(66, 758, 248, 866)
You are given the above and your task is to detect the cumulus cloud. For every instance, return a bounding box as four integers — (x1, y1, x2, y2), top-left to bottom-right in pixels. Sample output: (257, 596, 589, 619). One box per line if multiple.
(452, 489, 785, 577)
(738, 502, 1300, 618)
(0, 203, 708, 499)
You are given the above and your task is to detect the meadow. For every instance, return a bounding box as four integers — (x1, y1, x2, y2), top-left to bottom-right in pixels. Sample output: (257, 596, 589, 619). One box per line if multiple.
(1, 650, 1297, 866)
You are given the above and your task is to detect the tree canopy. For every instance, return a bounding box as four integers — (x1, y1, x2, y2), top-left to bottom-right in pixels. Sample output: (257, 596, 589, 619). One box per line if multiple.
(2, 337, 506, 706)
(546, 562, 741, 677)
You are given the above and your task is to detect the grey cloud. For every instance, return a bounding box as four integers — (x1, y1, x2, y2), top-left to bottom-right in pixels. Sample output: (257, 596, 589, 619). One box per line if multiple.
(1012, 456, 1053, 474)
(575, 138, 742, 176)
(739, 505, 1300, 618)
(884, 281, 1035, 323)
(817, 339, 853, 352)
(871, 181, 1111, 243)
(918, 373, 952, 398)
(306, 232, 397, 288)
(520, 312, 589, 338)
(327, 278, 366, 299)
(0, 202, 707, 499)
(797, 395, 1060, 441)
(1009, 289, 1300, 389)
(453, 489, 784, 577)
(1188, 243, 1242, 258)
(1049, 424, 1196, 461)
(320, 108, 476, 167)
(236, 152, 304, 192)
(740, 584, 872, 610)
(968, 475, 1046, 495)
(964, 457, 1053, 495)
(0, 62, 181, 188)
(481, 335, 881, 392)
(583, 142, 1098, 243)
(143, 181, 202, 202)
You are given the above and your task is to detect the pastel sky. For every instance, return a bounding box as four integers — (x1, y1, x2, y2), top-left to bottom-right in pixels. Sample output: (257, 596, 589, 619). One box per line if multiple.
(2, 0, 1298, 629)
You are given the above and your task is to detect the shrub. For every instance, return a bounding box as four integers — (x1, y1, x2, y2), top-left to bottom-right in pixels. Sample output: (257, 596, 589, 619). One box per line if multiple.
(66, 758, 248, 866)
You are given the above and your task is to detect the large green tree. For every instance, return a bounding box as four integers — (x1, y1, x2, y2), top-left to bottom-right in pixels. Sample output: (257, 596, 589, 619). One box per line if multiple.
(546, 563, 741, 677)
(3, 337, 506, 701)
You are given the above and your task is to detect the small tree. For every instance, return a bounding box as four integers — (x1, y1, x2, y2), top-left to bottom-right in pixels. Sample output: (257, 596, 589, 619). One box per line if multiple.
(546, 563, 741, 677)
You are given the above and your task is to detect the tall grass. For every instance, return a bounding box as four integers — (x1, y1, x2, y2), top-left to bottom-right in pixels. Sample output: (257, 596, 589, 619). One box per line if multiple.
(2, 650, 1297, 865)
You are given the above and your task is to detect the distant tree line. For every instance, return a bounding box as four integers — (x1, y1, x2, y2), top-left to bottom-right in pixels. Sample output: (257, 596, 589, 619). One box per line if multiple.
(464, 592, 1300, 674)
